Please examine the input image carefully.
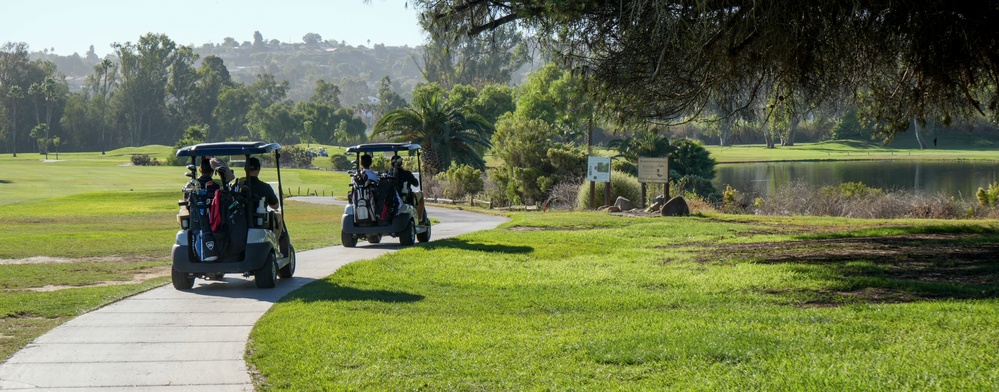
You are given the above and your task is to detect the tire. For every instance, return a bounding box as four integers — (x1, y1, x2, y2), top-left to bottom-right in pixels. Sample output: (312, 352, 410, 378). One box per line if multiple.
(342, 230, 357, 248)
(417, 216, 431, 243)
(367, 234, 382, 244)
(255, 253, 277, 289)
(399, 219, 416, 246)
(279, 244, 296, 278)
(171, 267, 194, 290)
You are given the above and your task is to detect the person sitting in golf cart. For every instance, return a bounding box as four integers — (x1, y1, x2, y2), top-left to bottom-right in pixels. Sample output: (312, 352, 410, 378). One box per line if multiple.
(388, 154, 419, 207)
(234, 157, 283, 233)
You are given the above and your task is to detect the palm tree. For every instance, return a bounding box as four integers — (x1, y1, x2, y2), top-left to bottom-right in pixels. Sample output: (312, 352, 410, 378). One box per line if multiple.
(374, 90, 493, 173)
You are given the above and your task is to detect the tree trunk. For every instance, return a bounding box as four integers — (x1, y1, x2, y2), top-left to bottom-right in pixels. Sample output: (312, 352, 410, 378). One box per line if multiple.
(781, 116, 798, 146)
(719, 118, 731, 146)
(912, 117, 927, 150)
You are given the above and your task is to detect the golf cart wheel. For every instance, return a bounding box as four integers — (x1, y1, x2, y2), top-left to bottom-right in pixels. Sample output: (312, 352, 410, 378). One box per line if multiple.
(417, 216, 431, 243)
(255, 252, 278, 289)
(279, 244, 296, 279)
(342, 230, 357, 247)
(399, 219, 416, 246)
(171, 268, 194, 290)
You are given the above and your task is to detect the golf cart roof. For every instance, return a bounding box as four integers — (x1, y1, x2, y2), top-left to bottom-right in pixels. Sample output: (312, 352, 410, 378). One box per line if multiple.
(345, 143, 421, 153)
(176, 141, 281, 157)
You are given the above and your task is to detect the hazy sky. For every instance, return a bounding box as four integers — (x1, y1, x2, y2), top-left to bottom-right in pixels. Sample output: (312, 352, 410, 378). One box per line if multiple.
(1, 0, 426, 56)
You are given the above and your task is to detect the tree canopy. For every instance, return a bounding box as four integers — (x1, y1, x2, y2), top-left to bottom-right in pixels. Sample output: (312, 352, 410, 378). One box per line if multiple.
(417, 1, 999, 134)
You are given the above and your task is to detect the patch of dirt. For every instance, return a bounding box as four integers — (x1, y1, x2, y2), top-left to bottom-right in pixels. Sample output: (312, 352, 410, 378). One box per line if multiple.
(22, 266, 170, 292)
(691, 232, 999, 304)
(0, 255, 163, 265)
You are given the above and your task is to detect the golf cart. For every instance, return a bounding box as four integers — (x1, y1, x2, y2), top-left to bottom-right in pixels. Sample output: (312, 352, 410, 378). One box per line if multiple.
(341, 143, 431, 247)
(171, 141, 295, 290)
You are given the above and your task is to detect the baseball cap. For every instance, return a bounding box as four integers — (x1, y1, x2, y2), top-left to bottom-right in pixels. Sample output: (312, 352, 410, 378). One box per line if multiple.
(247, 157, 261, 170)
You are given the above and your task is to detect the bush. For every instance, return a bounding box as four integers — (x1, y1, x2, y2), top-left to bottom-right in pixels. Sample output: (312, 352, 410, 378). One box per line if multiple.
(330, 154, 353, 171)
(130, 154, 161, 166)
(278, 145, 314, 169)
(576, 170, 643, 210)
(977, 182, 999, 207)
(437, 164, 484, 200)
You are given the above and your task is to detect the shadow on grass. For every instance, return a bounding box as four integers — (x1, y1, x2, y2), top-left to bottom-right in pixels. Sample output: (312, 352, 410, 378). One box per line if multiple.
(287, 280, 424, 303)
(420, 237, 533, 254)
(0, 179, 10, 184)
(700, 228, 999, 305)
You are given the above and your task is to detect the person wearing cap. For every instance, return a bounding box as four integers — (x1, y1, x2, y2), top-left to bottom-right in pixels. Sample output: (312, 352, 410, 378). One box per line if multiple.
(388, 154, 420, 210)
(196, 157, 220, 195)
(240, 157, 279, 210)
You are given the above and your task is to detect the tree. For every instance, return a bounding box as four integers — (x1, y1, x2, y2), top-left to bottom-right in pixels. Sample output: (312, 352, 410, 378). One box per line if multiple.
(374, 89, 493, 173)
(420, 22, 529, 88)
(311, 79, 341, 108)
(4, 85, 23, 156)
(470, 83, 514, 125)
(253, 31, 265, 51)
(376, 76, 407, 115)
(303, 33, 323, 46)
(89, 59, 117, 154)
(0, 42, 31, 156)
(419, 1, 999, 135)
(114, 33, 185, 147)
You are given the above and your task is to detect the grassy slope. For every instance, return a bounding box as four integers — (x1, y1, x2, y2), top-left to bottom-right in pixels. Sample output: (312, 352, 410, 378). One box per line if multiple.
(248, 212, 999, 390)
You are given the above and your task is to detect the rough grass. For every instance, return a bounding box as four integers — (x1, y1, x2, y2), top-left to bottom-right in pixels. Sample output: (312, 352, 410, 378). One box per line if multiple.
(247, 212, 999, 390)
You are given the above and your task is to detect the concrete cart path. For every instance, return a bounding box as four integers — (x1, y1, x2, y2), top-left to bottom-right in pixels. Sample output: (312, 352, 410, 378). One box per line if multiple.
(0, 198, 508, 391)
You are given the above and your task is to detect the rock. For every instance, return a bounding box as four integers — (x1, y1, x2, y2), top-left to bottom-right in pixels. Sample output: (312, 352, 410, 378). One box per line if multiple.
(613, 196, 635, 211)
(650, 195, 666, 205)
(607, 205, 622, 213)
(647, 201, 664, 212)
(660, 196, 690, 216)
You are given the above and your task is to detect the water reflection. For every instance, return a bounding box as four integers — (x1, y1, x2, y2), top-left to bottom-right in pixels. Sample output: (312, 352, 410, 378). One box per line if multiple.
(715, 160, 999, 197)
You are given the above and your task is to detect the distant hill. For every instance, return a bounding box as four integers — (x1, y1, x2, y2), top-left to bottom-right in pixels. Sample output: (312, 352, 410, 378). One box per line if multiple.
(30, 38, 426, 105)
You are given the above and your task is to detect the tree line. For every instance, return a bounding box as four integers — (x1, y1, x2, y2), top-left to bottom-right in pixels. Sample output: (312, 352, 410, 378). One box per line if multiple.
(0, 34, 411, 156)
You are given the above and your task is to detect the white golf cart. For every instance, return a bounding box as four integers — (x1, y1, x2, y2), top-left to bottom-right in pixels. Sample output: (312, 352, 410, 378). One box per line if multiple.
(171, 141, 295, 289)
(340, 143, 431, 247)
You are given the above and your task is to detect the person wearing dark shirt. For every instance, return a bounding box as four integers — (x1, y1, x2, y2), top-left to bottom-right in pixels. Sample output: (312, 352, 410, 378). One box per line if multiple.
(241, 157, 279, 209)
(389, 154, 420, 207)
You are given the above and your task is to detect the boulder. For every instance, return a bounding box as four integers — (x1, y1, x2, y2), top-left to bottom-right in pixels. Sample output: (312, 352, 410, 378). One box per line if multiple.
(613, 196, 636, 211)
(660, 196, 690, 217)
(647, 201, 664, 213)
(606, 205, 622, 213)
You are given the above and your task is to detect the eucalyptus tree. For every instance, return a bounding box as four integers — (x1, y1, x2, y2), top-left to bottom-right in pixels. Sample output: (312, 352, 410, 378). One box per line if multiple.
(114, 33, 188, 147)
(418, 1, 999, 137)
(89, 59, 118, 154)
(374, 88, 493, 173)
(0, 42, 30, 155)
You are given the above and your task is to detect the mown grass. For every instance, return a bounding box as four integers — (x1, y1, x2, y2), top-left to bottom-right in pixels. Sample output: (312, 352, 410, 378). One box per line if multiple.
(707, 139, 999, 163)
(0, 150, 349, 363)
(248, 212, 999, 390)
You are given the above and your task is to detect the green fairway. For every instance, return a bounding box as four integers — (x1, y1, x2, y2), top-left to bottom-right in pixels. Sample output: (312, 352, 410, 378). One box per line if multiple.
(248, 212, 999, 390)
(707, 139, 999, 163)
(0, 148, 348, 362)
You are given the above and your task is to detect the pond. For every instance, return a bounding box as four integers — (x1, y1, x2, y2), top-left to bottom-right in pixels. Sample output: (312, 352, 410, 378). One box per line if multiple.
(714, 160, 999, 198)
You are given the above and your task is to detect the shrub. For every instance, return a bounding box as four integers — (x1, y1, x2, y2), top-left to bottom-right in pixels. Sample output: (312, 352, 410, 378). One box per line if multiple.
(576, 170, 643, 210)
(330, 154, 353, 171)
(278, 145, 314, 169)
(130, 154, 160, 166)
(437, 163, 484, 200)
(976, 182, 999, 207)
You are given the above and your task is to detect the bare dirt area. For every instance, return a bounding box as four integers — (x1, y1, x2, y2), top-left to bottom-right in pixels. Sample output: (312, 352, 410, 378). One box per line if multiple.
(0, 255, 164, 265)
(695, 232, 999, 304)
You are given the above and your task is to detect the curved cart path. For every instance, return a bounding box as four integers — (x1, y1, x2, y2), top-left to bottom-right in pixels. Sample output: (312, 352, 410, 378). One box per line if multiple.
(0, 198, 508, 391)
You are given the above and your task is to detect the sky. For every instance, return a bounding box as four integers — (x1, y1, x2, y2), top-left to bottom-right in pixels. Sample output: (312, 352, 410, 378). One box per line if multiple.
(1, 0, 426, 56)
